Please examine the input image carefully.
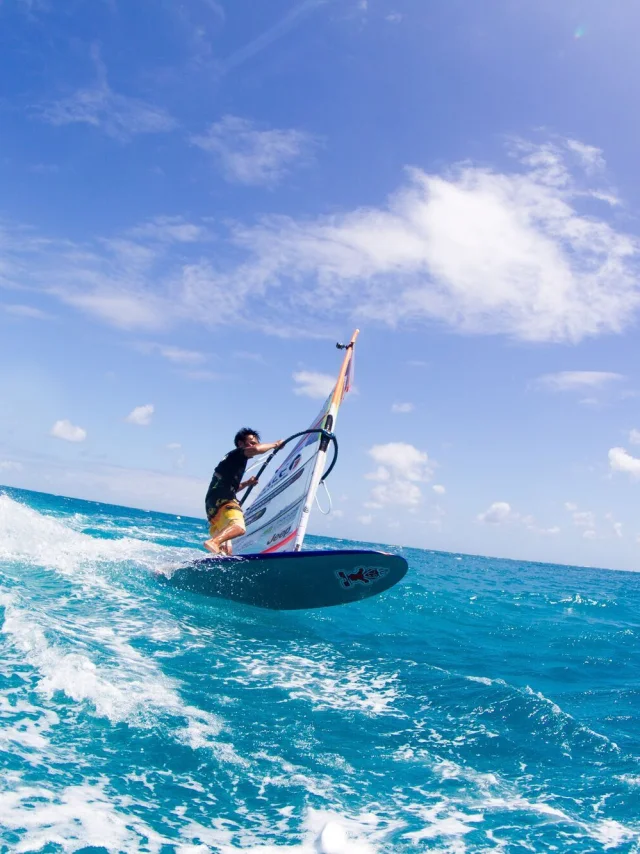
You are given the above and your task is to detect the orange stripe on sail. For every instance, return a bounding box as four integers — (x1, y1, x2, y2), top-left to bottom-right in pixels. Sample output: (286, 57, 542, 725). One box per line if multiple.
(330, 328, 359, 410)
(261, 529, 298, 554)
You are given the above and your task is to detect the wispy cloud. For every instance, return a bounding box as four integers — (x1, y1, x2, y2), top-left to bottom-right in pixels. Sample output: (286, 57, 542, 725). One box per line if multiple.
(233, 350, 266, 364)
(129, 217, 210, 243)
(222, 0, 330, 73)
(292, 370, 335, 399)
(566, 139, 606, 174)
(192, 115, 317, 186)
(534, 371, 624, 392)
(564, 502, 596, 529)
(219, 138, 640, 343)
(391, 402, 414, 413)
(179, 369, 220, 382)
(4, 138, 640, 343)
(134, 342, 208, 366)
(3, 304, 51, 320)
(29, 163, 61, 175)
(0, 460, 23, 472)
(57, 291, 167, 331)
(38, 48, 176, 142)
(5, 455, 206, 516)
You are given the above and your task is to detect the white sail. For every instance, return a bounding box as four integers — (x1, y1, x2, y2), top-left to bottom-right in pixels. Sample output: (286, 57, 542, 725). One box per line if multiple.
(235, 330, 358, 555)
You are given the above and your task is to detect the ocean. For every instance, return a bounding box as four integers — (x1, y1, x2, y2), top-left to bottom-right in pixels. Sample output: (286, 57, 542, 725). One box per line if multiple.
(0, 486, 638, 853)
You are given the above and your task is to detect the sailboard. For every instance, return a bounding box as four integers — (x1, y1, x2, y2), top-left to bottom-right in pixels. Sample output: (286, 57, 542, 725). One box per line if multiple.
(163, 330, 408, 609)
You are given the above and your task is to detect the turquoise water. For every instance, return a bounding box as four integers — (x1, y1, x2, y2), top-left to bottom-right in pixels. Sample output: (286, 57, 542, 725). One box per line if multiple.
(0, 486, 639, 853)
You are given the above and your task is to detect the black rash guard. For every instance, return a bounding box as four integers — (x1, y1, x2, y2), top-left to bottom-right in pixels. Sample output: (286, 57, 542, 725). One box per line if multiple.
(205, 447, 248, 517)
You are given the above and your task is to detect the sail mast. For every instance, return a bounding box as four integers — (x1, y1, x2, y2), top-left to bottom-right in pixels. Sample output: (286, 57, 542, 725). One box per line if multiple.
(293, 329, 359, 551)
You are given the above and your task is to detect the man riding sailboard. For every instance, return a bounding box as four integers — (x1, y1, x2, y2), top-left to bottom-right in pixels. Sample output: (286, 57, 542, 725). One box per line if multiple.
(204, 428, 283, 555)
(162, 330, 408, 609)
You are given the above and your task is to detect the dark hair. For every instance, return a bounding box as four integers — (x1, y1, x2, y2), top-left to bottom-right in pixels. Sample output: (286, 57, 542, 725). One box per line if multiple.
(234, 427, 260, 448)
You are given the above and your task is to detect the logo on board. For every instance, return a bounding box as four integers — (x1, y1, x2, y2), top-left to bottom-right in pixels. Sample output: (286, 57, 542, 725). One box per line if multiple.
(335, 566, 389, 589)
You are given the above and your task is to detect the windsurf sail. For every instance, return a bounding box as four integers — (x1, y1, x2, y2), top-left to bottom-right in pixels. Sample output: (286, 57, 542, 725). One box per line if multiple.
(234, 329, 359, 555)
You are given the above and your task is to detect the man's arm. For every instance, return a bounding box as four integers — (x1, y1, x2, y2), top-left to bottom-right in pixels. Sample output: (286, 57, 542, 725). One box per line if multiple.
(243, 440, 283, 458)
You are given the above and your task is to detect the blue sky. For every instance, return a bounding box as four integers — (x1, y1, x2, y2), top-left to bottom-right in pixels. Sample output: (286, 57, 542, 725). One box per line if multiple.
(2, 0, 640, 570)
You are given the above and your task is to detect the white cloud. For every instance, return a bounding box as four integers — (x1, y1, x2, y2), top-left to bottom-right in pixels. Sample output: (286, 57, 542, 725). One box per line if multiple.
(166, 443, 181, 450)
(477, 501, 512, 525)
(191, 115, 316, 186)
(583, 530, 596, 540)
(370, 479, 423, 507)
(219, 138, 640, 343)
(368, 443, 431, 481)
(0, 460, 23, 472)
(50, 419, 87, 442)
(126, 404, 154, 426)
(5, 137, 640, 344)
(629, 429, 640, 445)
(565, 502, 577, 511)
(366, 442, 432, 507)
(432, 484, 446, 494)
(609, 446, 640, 478)
(391, 402, 414, 413)
(38, 48, 175, 142)
(292, 371, 335, 399)
(613, 521, 623, 538)
(535, 371, 624, 392)
(386, 12, 403, 23)
(358, 514, 373, 525)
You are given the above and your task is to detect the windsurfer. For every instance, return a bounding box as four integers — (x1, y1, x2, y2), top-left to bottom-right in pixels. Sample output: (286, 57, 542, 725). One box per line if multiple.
(204, 428, 283, 555)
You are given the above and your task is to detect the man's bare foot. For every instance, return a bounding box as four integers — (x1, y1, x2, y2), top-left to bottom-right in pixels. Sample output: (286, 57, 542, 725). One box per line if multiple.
(204, 539, 222, 554)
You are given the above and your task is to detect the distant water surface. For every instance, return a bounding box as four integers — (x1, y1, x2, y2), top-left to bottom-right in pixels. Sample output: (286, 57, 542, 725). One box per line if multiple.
(0, 486, 639, 853)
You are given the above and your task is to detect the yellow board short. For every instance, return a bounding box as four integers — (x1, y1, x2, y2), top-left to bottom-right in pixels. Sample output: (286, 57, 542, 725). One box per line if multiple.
(208, 500, 245, 537)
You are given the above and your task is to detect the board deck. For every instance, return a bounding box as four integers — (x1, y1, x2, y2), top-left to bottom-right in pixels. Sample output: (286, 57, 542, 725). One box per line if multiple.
(158, 549, 408, 610)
